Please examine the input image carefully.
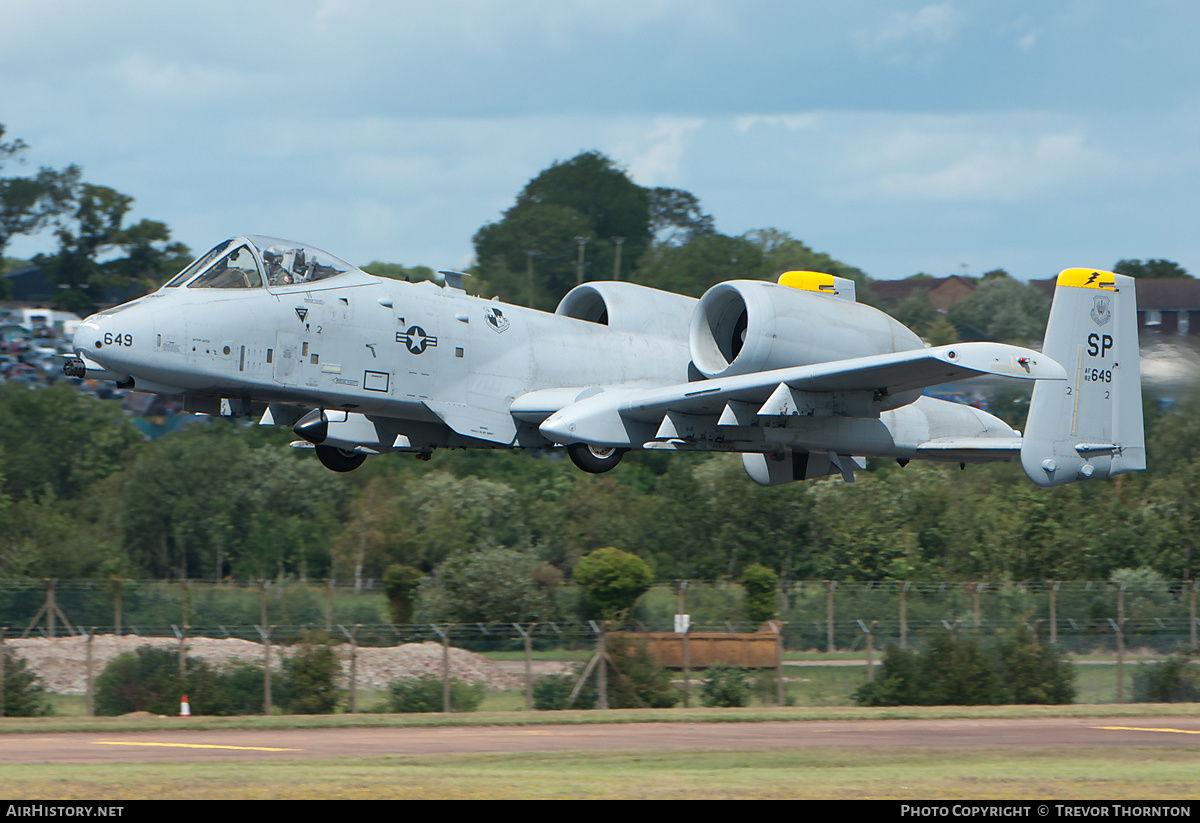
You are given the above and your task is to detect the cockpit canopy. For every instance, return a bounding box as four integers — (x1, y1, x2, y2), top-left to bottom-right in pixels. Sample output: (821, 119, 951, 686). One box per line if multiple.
(163, 236, 360, 290)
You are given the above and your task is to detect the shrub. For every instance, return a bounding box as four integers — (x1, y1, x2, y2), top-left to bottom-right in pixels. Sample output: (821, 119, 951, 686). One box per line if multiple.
(1133, 650, 1200, 702)
(94, 645, 231, 716)
(740, 564, 779, 624)
(1, 648, 52, 717)
(532, 668, 597, 710)
(700, 662, 751, 708)
(279, 638, 341, 714)
(384, 675, 484, 713)
(853, 632, 1075, 706)
(206, 660, 267, 716)
(606, 635, 679, 708)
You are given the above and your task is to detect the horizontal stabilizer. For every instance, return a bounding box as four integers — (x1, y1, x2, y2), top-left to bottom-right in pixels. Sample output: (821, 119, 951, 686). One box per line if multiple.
(916, 437, 1022, 462)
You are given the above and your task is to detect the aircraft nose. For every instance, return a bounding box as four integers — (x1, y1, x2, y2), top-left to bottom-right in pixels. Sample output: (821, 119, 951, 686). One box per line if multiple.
(73, 313, 103, 355)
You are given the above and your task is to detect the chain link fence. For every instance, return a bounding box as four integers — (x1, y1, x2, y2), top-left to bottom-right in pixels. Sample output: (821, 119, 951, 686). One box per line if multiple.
(1, 577, 1195, 654)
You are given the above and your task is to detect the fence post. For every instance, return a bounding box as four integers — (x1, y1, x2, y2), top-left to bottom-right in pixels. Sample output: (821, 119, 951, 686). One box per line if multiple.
(170, 623, 188, 689)
(1107, 617, 1124, 703)
(1190, 580, 1197, 649)
(676, 581, 690, 709)
(857, 620, 877, 682)
(431, 624, 452, 713)
(900, 582, 909, 649)
(112, 579, 123, 636)
(338, 624, 359, 713)
(513, 622, 535, 712)
(826, 581, 836, 653)
(1049, 581, 1059, 645)
(325, 578, 334, 633)
(1117, 582, 1126, 703)
(256, 625, 272, 715)
(85, 628, 95, 717)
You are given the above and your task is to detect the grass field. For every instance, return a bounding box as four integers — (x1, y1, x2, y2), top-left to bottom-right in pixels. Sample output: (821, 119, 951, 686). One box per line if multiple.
(9, 659, 1196, 799)
(0, 746, 1198, 800)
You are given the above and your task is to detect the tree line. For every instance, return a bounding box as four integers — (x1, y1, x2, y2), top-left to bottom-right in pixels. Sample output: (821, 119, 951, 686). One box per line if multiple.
(1, 378, 1197, 589)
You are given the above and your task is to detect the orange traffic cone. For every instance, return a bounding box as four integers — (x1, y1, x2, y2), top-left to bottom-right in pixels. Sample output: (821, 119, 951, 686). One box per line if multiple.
(180, 695, 191, 717)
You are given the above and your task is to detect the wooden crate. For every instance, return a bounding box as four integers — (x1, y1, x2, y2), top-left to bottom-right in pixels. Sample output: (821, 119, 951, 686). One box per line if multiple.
(610, 621, 782, 668)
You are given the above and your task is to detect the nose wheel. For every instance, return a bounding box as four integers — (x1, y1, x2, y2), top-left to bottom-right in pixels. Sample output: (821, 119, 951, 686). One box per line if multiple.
(315, 445, 367, 472)
(567, 443, 625, 474)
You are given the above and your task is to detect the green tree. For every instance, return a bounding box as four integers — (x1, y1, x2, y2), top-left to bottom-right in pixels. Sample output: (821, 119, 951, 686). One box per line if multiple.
(0, 124, 79, 260)
(0, 383, 143, 502)
(1114, 259, 1191, 279)
(633, 232, 763, 297)
(1, 648, 52, 717)
(280, 637, 342, 714)
(120, 424, 343, 579)
(473, 152, 651, 306)
(740, 563, 780, 624)
(36, 183, 190, 313)
(382, 563, 422, 623)
(647, 186, 715, 245)
(947, 275, 1051, 346)
(744, 228, 869, 288)
(414, 548, 551, 624)
(573, 547, 654, 621)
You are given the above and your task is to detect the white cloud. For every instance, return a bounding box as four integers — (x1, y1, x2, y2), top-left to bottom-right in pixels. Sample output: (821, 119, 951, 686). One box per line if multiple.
(828, 115, 1116, 203)
(734, 114, 820, 134)
(112, 53, 256, 104)
(622, 117, 705, 186)
(854, 3, 963, 51)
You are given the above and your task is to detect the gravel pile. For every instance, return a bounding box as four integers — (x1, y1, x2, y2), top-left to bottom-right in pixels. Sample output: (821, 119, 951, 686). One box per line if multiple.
(2, 635, 524, 694)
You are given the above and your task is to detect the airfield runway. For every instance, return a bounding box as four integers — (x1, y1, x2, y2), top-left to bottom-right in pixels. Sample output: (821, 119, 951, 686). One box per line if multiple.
(2, 717, 1198, 764)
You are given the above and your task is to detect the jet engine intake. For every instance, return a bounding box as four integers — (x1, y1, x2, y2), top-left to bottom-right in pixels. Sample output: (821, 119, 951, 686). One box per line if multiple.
(556, 281, 697, 340)
(688, 280, 924, 379)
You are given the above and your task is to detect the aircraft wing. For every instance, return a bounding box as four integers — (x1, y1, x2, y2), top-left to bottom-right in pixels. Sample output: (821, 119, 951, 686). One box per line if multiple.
(533, 342, 1065, 446)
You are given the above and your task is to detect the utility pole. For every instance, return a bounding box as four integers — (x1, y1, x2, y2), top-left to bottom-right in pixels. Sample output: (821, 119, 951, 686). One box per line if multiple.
(611, 237, 625, 281)
(575, 237, 589, 286)
(524, 249, 537, 308)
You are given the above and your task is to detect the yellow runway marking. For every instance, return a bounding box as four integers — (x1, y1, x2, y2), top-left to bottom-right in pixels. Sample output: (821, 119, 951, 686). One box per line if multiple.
(1095, 726, 1200, 735)
(94, 741, 301, 752)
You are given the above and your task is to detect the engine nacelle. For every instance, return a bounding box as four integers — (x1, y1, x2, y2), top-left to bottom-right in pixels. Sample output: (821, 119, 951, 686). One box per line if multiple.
(688, 280, 923, 379)
(556, 281, 697, 341)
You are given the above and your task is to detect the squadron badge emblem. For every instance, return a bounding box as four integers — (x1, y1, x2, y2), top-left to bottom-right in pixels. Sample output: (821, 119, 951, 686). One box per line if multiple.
(484, 306, 510, 333)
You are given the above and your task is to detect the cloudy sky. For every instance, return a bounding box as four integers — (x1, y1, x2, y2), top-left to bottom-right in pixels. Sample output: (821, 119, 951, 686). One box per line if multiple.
(2, 1, 1198, 282)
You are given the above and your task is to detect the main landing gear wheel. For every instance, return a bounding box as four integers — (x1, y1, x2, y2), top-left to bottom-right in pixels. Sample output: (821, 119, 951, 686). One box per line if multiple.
(567, 443, 626, 474)
(315, 444, 367, 473)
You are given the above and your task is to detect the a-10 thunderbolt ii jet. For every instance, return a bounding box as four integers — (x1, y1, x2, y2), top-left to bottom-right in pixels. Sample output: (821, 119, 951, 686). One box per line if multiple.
(67, 235, 1145, 487)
